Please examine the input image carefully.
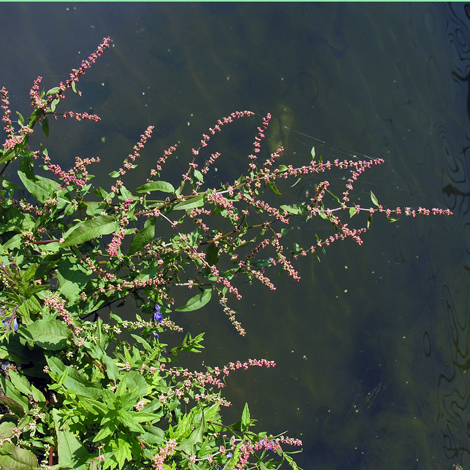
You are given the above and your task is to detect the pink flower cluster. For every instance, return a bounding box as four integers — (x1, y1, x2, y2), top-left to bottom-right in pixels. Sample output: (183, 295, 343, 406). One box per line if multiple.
(60, 111, 101, 122)
(43, 292, 82, 336)
(191, 111, 255, 156)
(205, 189, 239, 221)
(229, 434, 302, 470)
(1, 86, 14, 136)
(29, 76, 47, 110)
(150, 144, 178, 177)
(151, 439, 177, 470)
(40, 153, 100, 189)
(248, 112, 271, 170)
(107, 198, 133, 258)
(53, 37, 111, 101)
(154, 358, 276, 407)
(113, 126, 154, 192)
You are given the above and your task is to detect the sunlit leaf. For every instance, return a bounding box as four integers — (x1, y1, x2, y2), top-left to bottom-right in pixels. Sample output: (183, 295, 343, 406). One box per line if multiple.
(135, 181, 175, 194)
(21, 319, 69, 350)
(370, 191, 379, 207)
(46, 87, 60, 95)
(16, 112, 24, 127)
(61, 215, 118, 248)
(174, 193, 205, 211)
(17, 171, 60, 203)
(176, 289, 212, 312)
(0, 442, 38, 470)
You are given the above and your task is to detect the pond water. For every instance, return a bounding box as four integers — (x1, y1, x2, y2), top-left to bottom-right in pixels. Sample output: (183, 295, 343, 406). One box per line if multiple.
(1, 3, 469, 469)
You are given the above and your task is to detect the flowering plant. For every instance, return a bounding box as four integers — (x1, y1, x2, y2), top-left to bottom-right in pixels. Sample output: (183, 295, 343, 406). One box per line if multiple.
(0, 38, 451, 469)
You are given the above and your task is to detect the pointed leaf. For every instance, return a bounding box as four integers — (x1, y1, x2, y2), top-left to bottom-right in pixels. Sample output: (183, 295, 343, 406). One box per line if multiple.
(174, 193, 205, 210)
(370, 191, 379, 207)
(241, 403, 250, 429)
(268, 181, 281, 195)
(206, 243, 219, 266)
(16, 112, 25, 127)
(175, 289, 212, 312)
(41, 117, 49, 138)
(46, 356, 102, 399)
(17, 171, 60, 203)
(135, 181, 175, 194)
(57, 430, 91, 467)
(0, 396, 25, 417)
(128, 218, 156, 255)
(8, 370, 31, 396)
(21, 319, 69, 350)
(61, 215, 118, 248)
(0, 442, 38, 469)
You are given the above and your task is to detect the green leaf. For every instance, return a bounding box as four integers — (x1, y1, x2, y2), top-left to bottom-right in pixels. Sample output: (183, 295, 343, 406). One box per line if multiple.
(177, 414, 206, 453)
(193, 169, 204, 182)
(311, 146, 316, 160)
(8, 370, 31, 396)
(57, 258, 89, 303)
(61, 215, 118, 248)
(174, 193, 205, 211)
(128, 218, 156, 256)
(57, 430, 91, 468)
(113, 437, 132, 470)
(290, 177, 302, 188)
(41, 117, 49, 138)
(349, 207, 358, 218)
(31, 384, 46, 403)
(0, 442, 38, 470)
(21, 319, 69, 351)
(268, 181, 281, 195)
(241, 402, 250, 431)
(0, 422, 15, 439)
(370, 191, 379, 207)
(280, 204, 301, 215)
(17, 171, 60, 203)
(206, 243, 219, 266)
(50, 97, 60, 113)
(2, 234, 22, 250)
(176, 289, 212, 312)
(46, 356, 102, 399)
(126, 371, 148, 396)
(102, 355, 119, 382)
(117, 409, 145, 433)
(16, 112, 25, 127)
(135, 181, 175, 194)
(0, 396, 25, 417)
(46, 87, 60, 95)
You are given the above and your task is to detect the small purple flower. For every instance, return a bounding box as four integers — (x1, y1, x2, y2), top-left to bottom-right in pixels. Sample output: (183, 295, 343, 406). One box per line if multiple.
(3, 317, 18, 331)
(153, 304, 163, 338)
(154, 304, 163, 323)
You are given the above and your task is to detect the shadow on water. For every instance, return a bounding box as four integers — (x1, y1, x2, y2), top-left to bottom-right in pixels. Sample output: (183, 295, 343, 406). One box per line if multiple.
(2, 3, 470, 469)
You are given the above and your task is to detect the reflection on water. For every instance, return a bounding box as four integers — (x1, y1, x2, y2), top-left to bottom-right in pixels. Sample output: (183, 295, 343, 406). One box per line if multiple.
(1, 2, 469, 469)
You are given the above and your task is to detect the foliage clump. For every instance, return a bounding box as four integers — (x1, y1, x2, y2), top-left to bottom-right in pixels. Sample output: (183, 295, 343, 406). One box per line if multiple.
(0, 37, 451, 469)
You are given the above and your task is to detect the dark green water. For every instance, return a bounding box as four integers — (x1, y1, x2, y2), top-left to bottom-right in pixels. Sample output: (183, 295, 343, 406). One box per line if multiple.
(1, 3, 469, 469)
